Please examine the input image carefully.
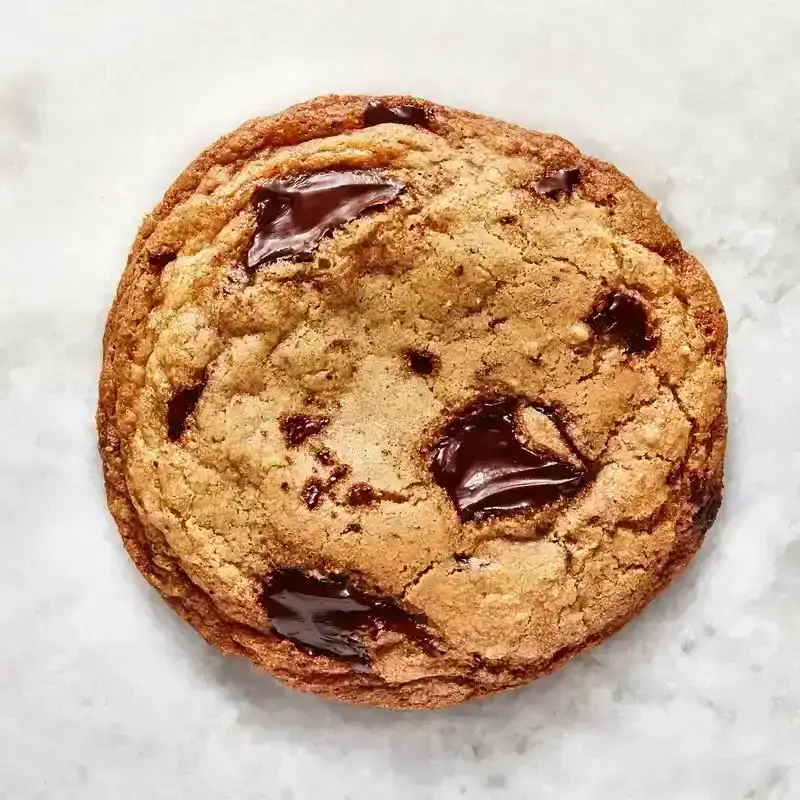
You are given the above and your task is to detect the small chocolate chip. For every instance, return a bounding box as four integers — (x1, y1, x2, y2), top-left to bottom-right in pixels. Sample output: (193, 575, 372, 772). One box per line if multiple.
(692, 488, 722, 533)
(166, 374, 207, 441)
(531, 403, 587, 460)
(346, 483, 376, 507)
(364, 99, 429, 129)
(595, 193, 618, 208)
(301, 465, 349, 509)
(587, 291, 656, 354)
(405, 348, 438, 376)
(148, 250, 177, 271)
(343, 522, 362, 534)
(533, 168, 581, 199)
(280, 481, 290, 492)
(315, 448, 336, 466)
(302, 478, 325, 509)
(328, 465, 349, 486)
(280, 414, 329, 447)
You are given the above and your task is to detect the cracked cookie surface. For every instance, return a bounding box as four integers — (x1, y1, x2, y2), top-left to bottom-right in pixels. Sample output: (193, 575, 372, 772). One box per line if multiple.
(98, 95, 727, 709)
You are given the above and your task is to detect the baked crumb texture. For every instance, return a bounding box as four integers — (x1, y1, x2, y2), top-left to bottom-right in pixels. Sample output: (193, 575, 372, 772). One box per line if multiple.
(98, 95, 726, 709)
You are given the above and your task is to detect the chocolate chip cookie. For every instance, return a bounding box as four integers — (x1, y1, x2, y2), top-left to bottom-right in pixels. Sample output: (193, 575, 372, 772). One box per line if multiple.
(98, 95, 727, 709)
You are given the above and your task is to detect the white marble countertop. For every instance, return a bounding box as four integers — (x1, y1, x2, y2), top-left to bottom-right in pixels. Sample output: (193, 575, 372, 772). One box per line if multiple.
(1, 2, 799, 798)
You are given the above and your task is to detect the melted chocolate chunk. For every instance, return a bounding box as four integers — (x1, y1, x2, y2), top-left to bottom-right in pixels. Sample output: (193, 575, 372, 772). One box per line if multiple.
(281, 414, 329, 447)
(532, 402, 587, 461)
(166, 376, 206, 441)
(363, 99, 429, 128)
(346, 483, 376, 507)
(588, 291, 656, 354)
(262, 568, 431, 665)
(430, 399, 586, 522)
(245, 171, 404, 272)
(533, 168, 581, 199)
(405, 348, 438, 376)
(148, 250, 177, 270)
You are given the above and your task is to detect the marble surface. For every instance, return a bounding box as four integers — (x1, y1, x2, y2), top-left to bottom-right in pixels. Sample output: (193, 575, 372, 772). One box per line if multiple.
(1, 1, 799, 798)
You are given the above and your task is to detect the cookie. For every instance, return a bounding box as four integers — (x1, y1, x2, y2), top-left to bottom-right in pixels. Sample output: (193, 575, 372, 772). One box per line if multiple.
(98, 95, 727, 709)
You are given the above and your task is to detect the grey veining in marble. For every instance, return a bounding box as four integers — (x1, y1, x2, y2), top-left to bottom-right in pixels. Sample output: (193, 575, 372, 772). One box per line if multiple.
(1, 1, 799, 798)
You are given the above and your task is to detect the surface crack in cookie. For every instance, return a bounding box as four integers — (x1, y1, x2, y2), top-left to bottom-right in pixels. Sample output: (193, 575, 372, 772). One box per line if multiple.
(589, 391, 668, 466)
(400, 561, 439, 597)
(664, 379, 696, 425)
(521, 252, 595, 292)
(603, 546, 647, 573)
(148, 249, 178, 272)
(529, 402, 589, 465)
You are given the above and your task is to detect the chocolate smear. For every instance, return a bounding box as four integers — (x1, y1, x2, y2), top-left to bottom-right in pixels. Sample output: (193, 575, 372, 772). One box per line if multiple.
(262, 568, 433, 666)
(245, 171, 404, 272)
